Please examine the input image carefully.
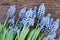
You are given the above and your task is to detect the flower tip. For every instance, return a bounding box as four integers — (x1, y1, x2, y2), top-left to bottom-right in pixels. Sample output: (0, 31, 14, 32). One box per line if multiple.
(41, 3, 44, 5)
(7, 5, 16, 17)
(24, 7, 27, 9)
(56, 19, 60, 23)
(20, 7, 27, 12)
(11, 5, 16, 9)
(39, 3, 45, 9)
(13, 5, 16, 7)
(34, 6, 37, 9)
(47, 13, 51, 17)
(29, 8, 32, 10)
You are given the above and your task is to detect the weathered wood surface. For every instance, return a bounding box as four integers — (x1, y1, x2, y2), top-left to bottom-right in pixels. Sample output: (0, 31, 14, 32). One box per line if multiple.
(0, 0, 60, 37)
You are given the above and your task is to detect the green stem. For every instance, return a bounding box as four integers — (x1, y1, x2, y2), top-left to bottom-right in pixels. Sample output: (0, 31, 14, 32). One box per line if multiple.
(15, 18, 20, 27)
(40, 34, 44, 40)
(4, 17, 9, 27)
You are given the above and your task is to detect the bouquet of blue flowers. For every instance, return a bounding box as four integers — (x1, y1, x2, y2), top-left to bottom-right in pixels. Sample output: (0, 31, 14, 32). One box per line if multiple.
(0, 3, 59, 40)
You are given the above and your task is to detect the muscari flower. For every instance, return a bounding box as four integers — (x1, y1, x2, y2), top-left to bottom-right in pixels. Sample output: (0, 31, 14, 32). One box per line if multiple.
(54, 36, 60, 40)
(38, 13, 59, 34)
(8, 16, 15, 26)
(42, 19, 59, 34)
(51, 19, 59, 32)
(37, 3, 45, 18)
(39, 13, 51, 27)
(25, 8, 36, 26)
(19, 7, 27, 19)
(17, 18, 26, 28)
(27, 18, 35, 26)
(26, 7, 37, 26)
(45, 13, 51, 27)
(12, 27, 18, 34)
(49, 18, 54, 25)
(33, 7, 37, 14)
(38, 16, 46, 29)
(6, 5, 16, 17)
(46, 32, 56, 40)
(17, 8, 36, 27)
(33, 6, 37, 18)
(25, 8, 33, 18)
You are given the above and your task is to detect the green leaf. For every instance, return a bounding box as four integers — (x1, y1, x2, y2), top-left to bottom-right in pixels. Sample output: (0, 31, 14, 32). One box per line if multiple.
(0, 23, 3, 33)
(27, 28, 36, 40)
(0, 23, 5, 40)
(0, 33, 3, 40)
(37, 36, 40, 40)
(4, 17, 9, 26)
(39, 34, 44, 40)
(20, 27, 29, 40)
(5, 30, 14, 40)
(15, 29, 20, 40)
(42, 37, 46, 40)
(2, 27, 6, 40)
(31, 28, 40, 40)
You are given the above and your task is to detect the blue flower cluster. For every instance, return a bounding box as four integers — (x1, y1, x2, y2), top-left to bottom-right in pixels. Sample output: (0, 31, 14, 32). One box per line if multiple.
(8, 16, 15, 26)
(55, 36, 60, 40)
(37, 3, 45, 18)
(6, 5, 16, 17)
(6, 3, 59, 38)
(18, 7, 27, 19)
(38, 13, 59, 34)
(46, 32, 56, 40)
(17, 7, 37, 27)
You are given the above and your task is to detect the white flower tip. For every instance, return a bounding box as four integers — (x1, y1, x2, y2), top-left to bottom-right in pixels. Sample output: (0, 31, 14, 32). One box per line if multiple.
(13, 5, 16, 7)
(41, 3, 44, 5)
(40, 3, 45, 8)
(38, 3, 45, 14)
(56, 19, 59, 21)
(10, 5, 16, 9)
(24, 7, 27, 9)
(56, 19, 60, 24)
(30, 8, 32, 10)
(47, 13, 51, 17)
(34, 6, 37, 9)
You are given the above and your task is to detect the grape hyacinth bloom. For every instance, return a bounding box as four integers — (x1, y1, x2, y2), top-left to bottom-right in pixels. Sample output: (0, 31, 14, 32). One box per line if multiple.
(25, 8, 36, 26)
(58, 36, 60, 40)
(51, 19, 59, 32)
(15, 7, 27, 26)
(38, 13, 59, 34)
(6, 26, 18, 35)
(49, 18, 54, 25)
(37, 3, 45, 18)
(45, 13, 51, 27)
(38, 16, 46, 29)
(6, 5, 16, 17)
(26, 18, 34, 26)
(25, 8, 33, 18)
(11, 27, 18, 34)
(17, 8, 36, 27)
(17, 18, 26, 28)
(55, 36, 60, 40)
(8, 16, 15, 27)
(33, 6, 37, 18)
(19, 7, 27, 19)
(46, 32, 56, 40)
(26, 7, 37, 26)
(33, 7, 37, 14)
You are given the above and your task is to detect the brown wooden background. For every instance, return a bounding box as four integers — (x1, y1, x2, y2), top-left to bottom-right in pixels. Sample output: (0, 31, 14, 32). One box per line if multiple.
(0, 0, 60, 37)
